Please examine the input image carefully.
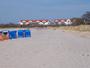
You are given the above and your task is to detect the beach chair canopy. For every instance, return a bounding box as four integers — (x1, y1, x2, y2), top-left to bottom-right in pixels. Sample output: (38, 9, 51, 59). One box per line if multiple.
(2, 31, 9, 35)
(0, 31, 2, 34)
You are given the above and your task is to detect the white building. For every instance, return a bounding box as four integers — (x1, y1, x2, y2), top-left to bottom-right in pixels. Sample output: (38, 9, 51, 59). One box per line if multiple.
(19, 20, 30, 25)
(38, 20, 50, 25)
(64, 19, 72, 25)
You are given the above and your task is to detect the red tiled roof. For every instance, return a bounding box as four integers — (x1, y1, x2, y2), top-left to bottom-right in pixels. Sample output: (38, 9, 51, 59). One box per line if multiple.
(19, 19, 49, 23)
(54, 19, 66, 23)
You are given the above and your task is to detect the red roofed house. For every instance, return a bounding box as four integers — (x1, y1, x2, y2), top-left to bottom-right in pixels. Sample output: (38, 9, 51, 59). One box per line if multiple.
(54, 19, 72, 25)
(19, 19, 50, 26)
(54, 19, 66, 25)
(38, 20, 50, 25)
(19, 20, 31, 25)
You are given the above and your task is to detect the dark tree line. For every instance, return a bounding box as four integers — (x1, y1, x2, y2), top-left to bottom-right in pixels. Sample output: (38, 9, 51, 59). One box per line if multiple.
(70, 11, 90, 25)
(0, 23, 19, 28)
(81, 11, 90, 24)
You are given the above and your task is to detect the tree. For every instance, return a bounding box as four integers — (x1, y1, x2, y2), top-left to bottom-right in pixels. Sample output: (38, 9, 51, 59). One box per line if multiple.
(71, 18, 83, 25)
(81, 11, 90, 24)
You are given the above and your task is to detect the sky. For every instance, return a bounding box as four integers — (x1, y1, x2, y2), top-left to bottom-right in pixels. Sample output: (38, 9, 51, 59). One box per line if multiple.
(0, 0, 90, 23)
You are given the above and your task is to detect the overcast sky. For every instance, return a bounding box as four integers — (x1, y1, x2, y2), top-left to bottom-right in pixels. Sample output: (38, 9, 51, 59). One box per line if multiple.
(0, 0, 90, 23)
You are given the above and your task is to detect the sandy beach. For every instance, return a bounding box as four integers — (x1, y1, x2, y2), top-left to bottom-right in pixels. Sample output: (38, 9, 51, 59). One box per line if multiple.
(0, 28, 90, 68)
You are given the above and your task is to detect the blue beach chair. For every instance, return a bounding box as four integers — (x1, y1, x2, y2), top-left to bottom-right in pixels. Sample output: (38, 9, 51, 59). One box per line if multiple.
(9, 30, 17, 39)
(18, 30, 25, 38)
(24, 30, 31, 37)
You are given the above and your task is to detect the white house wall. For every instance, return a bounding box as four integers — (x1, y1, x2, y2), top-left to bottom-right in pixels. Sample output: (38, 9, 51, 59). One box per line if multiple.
(44, 22, 50, 25)
(64, 19, 72, 25)
(38, 22, 44, 25)
(58, 22, 62, 25)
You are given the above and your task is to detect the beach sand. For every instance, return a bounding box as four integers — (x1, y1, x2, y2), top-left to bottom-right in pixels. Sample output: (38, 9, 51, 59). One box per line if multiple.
(0, 28, 90, 68)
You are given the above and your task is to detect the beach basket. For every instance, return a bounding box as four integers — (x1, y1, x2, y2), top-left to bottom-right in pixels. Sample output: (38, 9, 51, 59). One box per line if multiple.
(24, 30, 31, 37)
(18, 30, 25, 38)
(2, 31, 9, 40)
(0, 31, 3, 41)
(9, 30, 17, 39)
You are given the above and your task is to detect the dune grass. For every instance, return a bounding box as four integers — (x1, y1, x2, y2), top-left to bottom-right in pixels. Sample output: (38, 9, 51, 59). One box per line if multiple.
(47, 25, 90, 32)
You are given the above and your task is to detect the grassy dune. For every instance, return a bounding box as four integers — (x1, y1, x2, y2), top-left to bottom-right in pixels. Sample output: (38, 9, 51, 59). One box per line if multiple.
(47, 25, 90, 32)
